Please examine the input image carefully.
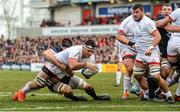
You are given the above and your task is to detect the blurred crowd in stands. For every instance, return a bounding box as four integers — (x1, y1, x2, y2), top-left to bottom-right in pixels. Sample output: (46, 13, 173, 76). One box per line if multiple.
(81, 13, 130, 25)
(0, 34, 117, 65)
(40, 13, 130, 27)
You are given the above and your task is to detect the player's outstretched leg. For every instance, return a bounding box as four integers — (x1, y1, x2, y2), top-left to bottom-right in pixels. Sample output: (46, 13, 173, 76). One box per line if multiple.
(85, 85, 110, 101)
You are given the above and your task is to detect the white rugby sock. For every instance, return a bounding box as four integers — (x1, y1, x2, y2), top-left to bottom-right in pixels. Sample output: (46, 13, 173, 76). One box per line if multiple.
(116, 71, 121, 84)
(123, 76, 131, 93)
(175, 79, 180, 96)
(166, 77, 172, 85)
(164, 91, 172, 97)
(22, 82, 32, 93)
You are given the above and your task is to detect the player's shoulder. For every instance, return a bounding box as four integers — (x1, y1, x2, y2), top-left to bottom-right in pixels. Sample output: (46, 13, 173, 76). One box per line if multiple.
(171, 8, 180, 16)
(68, 45, 82, 54)
(174, 8, 180, 12)
(122, 15, 133, 23)
(68, 45, 81, 50)
(143, 16, 155, 25)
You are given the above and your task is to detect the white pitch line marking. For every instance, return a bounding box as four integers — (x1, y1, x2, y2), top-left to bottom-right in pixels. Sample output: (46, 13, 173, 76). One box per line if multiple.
(0, 105, 180, 111)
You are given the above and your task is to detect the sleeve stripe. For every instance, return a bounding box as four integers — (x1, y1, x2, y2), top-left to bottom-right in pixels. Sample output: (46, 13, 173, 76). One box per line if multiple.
(69, 57, 78, 60)
(151, 29, 158, 35)
(117, 30, 126, 35)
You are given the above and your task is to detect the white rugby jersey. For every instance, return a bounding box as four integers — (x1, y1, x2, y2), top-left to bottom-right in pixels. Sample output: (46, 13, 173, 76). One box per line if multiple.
(117, 15, 136, 48)
(44, 45, 94, 78)
(169, 8, 180, 38)
(55, 45, 94, 65)
(133, 15, 158, 53)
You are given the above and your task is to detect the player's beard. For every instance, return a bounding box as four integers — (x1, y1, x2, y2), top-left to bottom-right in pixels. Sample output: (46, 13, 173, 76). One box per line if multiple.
(134, 15, 143, 22)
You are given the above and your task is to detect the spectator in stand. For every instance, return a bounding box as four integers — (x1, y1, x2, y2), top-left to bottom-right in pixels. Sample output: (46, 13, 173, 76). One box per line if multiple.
(40, 19, 47, 27)
(1, 35, 116, 64)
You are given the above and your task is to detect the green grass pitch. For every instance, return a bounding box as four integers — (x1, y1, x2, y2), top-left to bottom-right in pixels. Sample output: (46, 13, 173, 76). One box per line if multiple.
(0, 70, 179, 111)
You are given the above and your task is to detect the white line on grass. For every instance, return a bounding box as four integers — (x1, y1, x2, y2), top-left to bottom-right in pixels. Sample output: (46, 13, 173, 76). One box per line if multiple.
(0, 105, 180, 111)
(0, 92, 180, 111)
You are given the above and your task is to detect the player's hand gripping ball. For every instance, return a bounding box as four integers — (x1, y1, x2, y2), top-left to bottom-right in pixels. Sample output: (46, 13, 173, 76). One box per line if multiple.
(81, 65, 99, 79)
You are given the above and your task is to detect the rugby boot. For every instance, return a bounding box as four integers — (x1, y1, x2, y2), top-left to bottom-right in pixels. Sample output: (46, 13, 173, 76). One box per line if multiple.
(130, 87, 140, 96)
(12, 89, 26, 102)
(164, 96, 175, 104)
(96, 95, 111, 100)
(174, 95, 180, 101)
(122, 92, 129, 100)
(114, 83, 120, 87)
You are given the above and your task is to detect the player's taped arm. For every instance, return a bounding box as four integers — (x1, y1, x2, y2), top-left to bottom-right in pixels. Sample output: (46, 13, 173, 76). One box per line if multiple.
(43, 49, 67, 70)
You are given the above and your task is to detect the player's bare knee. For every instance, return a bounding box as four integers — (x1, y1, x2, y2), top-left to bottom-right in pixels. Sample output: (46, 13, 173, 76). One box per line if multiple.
(134, 74, 143, 81)
(151, 74, 161, 82)
(161, 66, 170, 78)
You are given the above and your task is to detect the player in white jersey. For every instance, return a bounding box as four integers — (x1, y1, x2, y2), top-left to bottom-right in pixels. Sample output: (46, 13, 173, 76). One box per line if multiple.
(114, 40, 122, 87)
(156, 8, 180, 101)
(12, 39, 110, 102)
(147, 4, 174, 100)
(118, 4, 174, 103)
(116, 13, 137, 99)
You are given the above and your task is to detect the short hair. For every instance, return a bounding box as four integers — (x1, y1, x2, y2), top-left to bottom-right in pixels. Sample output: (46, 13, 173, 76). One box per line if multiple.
(62, 38, 73, 47)
(84, 39, 97, 51)
(132, 4, 144, 11)
(162, 4, 172, 7)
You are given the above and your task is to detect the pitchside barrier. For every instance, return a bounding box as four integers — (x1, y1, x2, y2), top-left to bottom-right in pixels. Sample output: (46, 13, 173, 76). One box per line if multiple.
(1, 63, 117, 72)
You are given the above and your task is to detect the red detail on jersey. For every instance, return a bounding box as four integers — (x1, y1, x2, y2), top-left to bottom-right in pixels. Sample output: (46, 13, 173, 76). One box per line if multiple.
(167, 54, 177, 57)
(151, 29, 158, 35)
(117, 30, 126, 35)
(148, 62, 160, 65)
(135, 59, 144, 64)
(69, 57, 78, 60)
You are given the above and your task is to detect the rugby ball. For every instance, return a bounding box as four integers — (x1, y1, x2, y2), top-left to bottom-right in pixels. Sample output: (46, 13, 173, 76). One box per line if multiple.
(81, 66, 99, 79)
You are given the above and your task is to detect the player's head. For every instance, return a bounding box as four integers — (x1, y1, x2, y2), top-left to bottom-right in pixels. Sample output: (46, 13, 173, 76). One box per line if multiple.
(132, 4, 144, 21)
(62, 38, 73, 48)
(83, 39, 97, 58)
(161, 4, 172, 17)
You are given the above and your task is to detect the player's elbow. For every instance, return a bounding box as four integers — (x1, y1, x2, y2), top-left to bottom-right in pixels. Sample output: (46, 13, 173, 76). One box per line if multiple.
(68, 64, 76, 70)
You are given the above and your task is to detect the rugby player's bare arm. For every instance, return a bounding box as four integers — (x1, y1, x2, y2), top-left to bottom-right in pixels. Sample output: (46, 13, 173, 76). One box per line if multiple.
(68, 58, 97, 72)
(156, 16, 172, 27)
(43, 49, 67, 70)
(116, 34, 130, 45)
(145, 30, 161, 56)
(164, 24, 180, 32)
(151, 30, 161, 47)
(68, 58, 87, 70)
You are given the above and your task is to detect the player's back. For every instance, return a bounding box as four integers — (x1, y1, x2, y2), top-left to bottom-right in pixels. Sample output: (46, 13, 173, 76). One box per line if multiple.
(55, 45, 82, 65)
